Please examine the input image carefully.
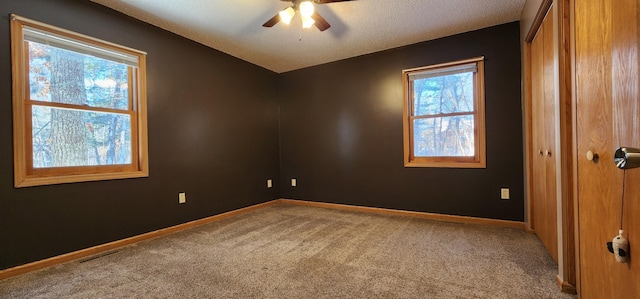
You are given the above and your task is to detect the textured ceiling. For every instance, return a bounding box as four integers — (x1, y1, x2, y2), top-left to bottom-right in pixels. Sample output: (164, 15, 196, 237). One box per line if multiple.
(90, 0, 525, 73)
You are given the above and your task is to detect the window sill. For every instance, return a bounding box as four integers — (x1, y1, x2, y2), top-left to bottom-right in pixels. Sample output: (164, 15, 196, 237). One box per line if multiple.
(15, 170, 149, 188)
(404, 160, 486, 169)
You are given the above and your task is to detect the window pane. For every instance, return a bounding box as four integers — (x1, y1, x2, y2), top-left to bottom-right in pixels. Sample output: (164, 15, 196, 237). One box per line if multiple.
(412, 72, 474, 116)
(413, 115, 475, 157)
(28, 41, 130, 110)
(32, 105, 132, 168)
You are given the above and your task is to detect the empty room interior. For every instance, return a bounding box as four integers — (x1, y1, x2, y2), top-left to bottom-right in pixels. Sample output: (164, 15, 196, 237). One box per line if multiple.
(0, 0, 638, 297)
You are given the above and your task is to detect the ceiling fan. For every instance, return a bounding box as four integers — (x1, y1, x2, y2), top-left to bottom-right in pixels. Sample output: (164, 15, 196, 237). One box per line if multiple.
(262, 0, 354, 32)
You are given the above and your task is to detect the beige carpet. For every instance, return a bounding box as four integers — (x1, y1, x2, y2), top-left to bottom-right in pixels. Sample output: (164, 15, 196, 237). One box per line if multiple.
(0, 203, 575, 298)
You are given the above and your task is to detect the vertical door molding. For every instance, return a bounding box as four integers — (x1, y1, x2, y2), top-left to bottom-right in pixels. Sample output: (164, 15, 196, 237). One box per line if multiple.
(557, 0, 576, 293)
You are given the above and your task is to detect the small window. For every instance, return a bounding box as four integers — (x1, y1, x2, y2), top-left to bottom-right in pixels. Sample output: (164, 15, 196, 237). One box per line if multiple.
(402, 57, 486, 168)
(11, 15, 149, 187)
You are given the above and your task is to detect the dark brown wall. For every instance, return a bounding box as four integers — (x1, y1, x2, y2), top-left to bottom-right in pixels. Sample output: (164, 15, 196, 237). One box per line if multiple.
(279, 22, 524, 221)
(0, 0, 523, 271)
(0, 0, 280, 270)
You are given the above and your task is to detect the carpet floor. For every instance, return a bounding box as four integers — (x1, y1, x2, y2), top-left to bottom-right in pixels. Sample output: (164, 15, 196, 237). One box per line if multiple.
(0, 203, 576, 298)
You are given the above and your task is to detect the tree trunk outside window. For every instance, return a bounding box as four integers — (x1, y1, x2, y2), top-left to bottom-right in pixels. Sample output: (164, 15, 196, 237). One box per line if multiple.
(49, 49, 88, 167)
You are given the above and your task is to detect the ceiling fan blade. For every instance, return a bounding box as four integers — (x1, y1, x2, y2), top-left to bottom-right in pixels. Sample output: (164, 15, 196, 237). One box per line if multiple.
(311, 12, 330, 31)
(315, 0, 354, 3)
(262, 13, 280, 27)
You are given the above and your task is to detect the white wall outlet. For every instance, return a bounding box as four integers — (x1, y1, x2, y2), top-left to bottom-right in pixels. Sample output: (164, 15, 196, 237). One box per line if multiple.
(267, 179, 272, 188)
(291, 178, 297, 187)
(500, 188, 510, 200)
(179, 192, 187, 204)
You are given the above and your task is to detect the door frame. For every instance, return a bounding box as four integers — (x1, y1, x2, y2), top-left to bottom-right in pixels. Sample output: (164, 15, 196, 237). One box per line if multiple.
(523, 0, 577, 294)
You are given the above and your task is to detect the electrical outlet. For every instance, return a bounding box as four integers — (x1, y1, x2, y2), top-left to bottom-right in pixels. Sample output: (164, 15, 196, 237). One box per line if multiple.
(179, 192, 186, 204)
(267, 179, 272, 188)
(500, 188, 510, 200)
(291, 178, 297, 187)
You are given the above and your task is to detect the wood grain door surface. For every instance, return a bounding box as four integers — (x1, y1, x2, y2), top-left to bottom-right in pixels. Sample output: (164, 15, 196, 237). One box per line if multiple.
(575, 0, 640, 297)
(531, 8, 559, 263)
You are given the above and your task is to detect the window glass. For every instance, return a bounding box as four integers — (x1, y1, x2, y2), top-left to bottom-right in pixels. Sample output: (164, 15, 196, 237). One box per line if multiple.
(413, 72, 474, 116)
(28, 41, 131, 111)
(32, 106, 132, 168)
(413, 115, 475, 157)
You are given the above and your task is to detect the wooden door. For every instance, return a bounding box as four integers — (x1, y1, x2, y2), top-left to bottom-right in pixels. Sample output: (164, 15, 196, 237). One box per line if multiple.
(530, 8, 559, 262)
(575, 0, 640, 297)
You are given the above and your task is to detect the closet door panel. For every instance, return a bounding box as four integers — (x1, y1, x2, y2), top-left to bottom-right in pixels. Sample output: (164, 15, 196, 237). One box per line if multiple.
(542, 12, 558, 262)
(530, 9, 558, 263)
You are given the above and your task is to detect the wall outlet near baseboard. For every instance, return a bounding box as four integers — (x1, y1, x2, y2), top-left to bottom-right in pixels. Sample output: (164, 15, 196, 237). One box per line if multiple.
(267, 179, 272, 188)
(291, 178, 297, 187)
(179, 192, 186, 204)
(500, 188, 510, 200)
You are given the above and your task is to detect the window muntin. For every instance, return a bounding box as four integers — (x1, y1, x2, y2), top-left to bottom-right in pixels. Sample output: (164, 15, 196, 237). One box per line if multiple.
(11, 15, 148, 187)
(402, 57, 486, 168)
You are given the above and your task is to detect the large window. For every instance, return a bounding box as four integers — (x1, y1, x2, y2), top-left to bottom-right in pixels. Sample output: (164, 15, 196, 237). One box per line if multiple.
(11, 15, 149, 187)
(402, 57, 486, 168)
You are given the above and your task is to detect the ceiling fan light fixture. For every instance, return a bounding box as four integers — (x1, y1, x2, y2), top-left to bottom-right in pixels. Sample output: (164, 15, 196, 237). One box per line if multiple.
(279, 7, 295, 25)
(299, 1, 315, 18)
(301, 15, 315, 28)
(264, 0, 347, 31)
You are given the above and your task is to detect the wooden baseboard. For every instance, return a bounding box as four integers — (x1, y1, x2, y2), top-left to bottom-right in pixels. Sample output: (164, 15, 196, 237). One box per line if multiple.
(277, 199, 525, 229)
(525, 224, 536, 234)
(556, 275, 577, 294)
(0, 199, 280, 281)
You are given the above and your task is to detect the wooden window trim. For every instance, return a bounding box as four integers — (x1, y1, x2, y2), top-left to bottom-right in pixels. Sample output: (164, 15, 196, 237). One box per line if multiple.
(10, 15, 149, 188)
(402, 57, 486, 168)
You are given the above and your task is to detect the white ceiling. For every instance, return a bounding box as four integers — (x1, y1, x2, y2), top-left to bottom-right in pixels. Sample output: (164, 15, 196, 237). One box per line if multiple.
(90, 0, 526, 73)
